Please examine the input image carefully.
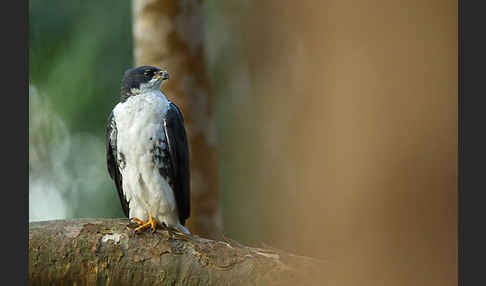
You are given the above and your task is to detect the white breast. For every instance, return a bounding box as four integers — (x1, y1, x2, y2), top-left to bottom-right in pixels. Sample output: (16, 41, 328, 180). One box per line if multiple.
(112, 91, 179, 226)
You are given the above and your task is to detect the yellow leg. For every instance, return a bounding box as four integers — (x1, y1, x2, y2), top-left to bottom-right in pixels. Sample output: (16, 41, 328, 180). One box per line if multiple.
(133, 213, 158, 233)
(150, 215, 157, 232)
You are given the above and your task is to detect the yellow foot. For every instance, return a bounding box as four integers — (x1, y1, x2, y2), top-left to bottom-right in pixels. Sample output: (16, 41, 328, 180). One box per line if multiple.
(133, 213, 158, 233)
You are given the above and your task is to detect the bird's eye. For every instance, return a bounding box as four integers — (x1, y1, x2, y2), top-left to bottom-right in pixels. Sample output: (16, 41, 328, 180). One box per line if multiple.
(144, 70, 154, 77)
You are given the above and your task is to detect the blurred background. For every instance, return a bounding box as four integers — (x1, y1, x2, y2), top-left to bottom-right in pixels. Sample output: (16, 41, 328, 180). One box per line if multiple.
(29, 0, 457, 285)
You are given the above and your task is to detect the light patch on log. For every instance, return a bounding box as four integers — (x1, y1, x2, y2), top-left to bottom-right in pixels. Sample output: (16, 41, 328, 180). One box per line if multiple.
(101, 233, 122, 244)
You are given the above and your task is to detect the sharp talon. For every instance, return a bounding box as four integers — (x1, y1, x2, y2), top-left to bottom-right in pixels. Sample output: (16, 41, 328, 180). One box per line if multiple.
(131, 213, 158, 234)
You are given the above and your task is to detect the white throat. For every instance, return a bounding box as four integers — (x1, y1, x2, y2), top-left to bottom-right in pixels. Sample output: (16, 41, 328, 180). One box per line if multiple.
(130, 77, 164, 95)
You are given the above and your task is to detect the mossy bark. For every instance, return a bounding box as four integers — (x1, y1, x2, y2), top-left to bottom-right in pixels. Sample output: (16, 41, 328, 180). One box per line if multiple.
(29, 219, 325, 285)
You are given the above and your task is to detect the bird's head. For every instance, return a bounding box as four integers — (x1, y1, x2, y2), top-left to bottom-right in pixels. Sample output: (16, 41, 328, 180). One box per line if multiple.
(120, 66, 169, 101)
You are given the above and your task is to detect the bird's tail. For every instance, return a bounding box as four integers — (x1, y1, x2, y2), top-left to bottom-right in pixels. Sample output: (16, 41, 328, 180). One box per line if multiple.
(175, 223, 190, 235)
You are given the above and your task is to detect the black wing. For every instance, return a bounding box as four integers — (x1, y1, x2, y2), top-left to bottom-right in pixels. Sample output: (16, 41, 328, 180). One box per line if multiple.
(106, 111, 130, 217)
(163, 102, 191, 226)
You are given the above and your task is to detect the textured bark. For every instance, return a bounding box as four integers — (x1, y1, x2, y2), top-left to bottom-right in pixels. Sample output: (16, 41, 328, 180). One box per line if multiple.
(29, 219, 325, 286)
(132, 0, 220, 239)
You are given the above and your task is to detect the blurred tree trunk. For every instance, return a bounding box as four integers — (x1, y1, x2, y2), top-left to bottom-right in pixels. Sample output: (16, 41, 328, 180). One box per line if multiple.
(132, 0, 221, 239)
(29, 219, 326, 286)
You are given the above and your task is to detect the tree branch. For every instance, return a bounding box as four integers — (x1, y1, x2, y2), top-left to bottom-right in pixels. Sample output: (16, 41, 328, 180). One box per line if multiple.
(29, 219, 325, 285)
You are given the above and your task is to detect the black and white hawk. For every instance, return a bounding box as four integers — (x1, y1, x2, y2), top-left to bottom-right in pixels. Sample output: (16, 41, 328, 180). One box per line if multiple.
(106, 66, 190, 234)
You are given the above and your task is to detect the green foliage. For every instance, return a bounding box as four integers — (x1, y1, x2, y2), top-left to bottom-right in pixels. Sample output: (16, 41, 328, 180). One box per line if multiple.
(29, 0, 133, 220)
(29, 0, 133, 136)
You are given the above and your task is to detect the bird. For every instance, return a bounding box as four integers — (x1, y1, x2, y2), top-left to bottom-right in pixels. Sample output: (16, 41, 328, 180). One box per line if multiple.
(106, 65, 190, 235)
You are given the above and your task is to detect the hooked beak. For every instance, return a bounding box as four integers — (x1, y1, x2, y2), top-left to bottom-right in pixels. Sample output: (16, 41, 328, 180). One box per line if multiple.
(156, 70, 169, 80)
